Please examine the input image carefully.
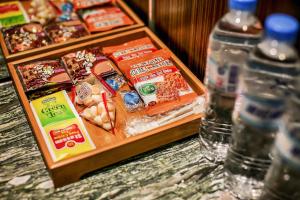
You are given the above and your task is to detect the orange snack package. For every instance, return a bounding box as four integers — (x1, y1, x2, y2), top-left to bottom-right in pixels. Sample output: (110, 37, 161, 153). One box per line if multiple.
(118, 49, 198, 116)
(102, 37, 157, 64)
(72, 0, 113, 10)
(80, 7, 134, 32)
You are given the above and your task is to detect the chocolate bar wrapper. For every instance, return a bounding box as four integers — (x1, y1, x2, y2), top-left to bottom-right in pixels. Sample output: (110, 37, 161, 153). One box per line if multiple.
(45, 21, 89, 43)
(3, 22, 51, 53)
(16, 59, 72, 100)
(62, 47, 117, 84)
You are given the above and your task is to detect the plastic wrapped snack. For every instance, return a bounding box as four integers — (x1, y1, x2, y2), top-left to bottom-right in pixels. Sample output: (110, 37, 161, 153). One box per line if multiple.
(72, 0, 113, 10)
(118, 49, 198, 116)
(75, 81, 116, 131)
(45, 21, 89, 43)
(62, 47, 117, 84)
(17, 59, 72, 100)
(104, 74, 126, 91)
(30, 90, 95, 162)
(28, 0, 56, 25)
(102, 37, 157, 64)
(3, 22, 51, 53)
(120, 90, 143, 112)
(79, 7, 134, 32)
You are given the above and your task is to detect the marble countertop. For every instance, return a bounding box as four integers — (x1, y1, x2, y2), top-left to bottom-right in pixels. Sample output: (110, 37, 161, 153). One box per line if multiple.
(0, 80, 225, 199)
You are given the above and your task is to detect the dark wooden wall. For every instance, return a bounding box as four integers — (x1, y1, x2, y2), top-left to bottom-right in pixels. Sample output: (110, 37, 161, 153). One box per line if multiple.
(125, 0, 300, 80)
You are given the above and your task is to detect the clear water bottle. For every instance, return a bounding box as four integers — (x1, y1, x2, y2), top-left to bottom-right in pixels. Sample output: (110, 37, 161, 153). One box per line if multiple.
(199, 0, 262, 163)
(259, 76, 300, 200)
(224, 14, 300, 199)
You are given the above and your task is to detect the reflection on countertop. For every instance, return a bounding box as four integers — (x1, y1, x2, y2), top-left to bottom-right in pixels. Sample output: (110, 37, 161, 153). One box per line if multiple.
(0, 81, 226, 199)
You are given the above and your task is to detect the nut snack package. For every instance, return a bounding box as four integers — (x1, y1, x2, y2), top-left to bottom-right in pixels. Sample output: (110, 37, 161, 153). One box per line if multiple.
(62, 47, 117, 84)
(0, 1, 29, 28)
(3, 22, 51, 53)
(72, 0, 113, 11)
(45, 21, 89, 43)
(30, 90, 95, 162)
(17, 59, 72, 100)
(79, 7, 134, 32)
(118, 49, 198, 116)
(102, 37, 157, 64)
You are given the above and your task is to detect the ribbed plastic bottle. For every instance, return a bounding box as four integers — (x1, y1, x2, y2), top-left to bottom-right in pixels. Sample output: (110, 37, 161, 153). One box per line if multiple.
(259, 76, 300, 200)
(224, 14, 300, 199)
(199, 0, 262, 163)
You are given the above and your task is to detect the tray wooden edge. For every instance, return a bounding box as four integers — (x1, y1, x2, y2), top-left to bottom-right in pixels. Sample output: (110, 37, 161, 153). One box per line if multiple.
(2, 0, 145, 62)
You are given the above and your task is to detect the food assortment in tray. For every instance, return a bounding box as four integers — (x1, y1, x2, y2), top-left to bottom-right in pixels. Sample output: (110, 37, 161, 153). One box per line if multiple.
(0, 0, 143, 61)
(8, 28, 206, 187)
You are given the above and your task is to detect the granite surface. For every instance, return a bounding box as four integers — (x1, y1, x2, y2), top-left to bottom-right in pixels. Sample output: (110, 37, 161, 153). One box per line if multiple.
(0, 81, 226, 200)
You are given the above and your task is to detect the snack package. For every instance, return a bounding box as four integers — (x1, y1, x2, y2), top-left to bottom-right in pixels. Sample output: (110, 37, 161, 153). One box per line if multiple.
(3, 22, 51, 53)
(62, 47, 117, 84)
(30, 90, 95, 162)
(102, 37, 157, 64)
(17, 59, 72, 100)
(45, 21, 89, 43)
(72, 0, 113, 10)
(75, 82, 116, 131)
(28, 0, 56, 25)
(118, 49, 198, 116)
(104, 74, 126, 91)
(0, 1, 29, 28)
(80, 7, 134, 32)
(120, 90, 143, 112)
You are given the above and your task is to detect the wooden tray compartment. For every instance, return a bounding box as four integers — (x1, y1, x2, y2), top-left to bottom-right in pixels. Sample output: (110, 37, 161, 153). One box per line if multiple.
(8, 27, 206, 187)
(0, 0, 144, 62)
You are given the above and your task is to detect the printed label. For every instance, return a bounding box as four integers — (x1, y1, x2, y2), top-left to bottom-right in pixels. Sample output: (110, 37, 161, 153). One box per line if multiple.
(238, 94, 284, 130)
(76, 82, 92, 101)
(206, 56, 239, 95)
(276, 126, 300, 168)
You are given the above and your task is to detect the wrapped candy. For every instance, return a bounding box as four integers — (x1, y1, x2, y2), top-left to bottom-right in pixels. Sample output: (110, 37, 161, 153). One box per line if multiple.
(75, 81, 116, 131)
(28, 0, 56, 25)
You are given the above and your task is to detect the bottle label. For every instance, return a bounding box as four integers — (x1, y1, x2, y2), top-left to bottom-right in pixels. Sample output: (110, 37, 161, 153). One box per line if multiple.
(205, 56, 239, 95)
(276, 126, 300, 168)
(237, 94, 284, 130)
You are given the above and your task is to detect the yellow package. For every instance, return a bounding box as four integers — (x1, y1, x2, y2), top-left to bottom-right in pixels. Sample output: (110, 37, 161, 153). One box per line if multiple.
(30, 90, 95, 162)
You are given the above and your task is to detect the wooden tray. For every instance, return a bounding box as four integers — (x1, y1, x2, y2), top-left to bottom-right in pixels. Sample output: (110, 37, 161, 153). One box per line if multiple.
(0, 0, 144, 62)
(7, 27, 206, 187)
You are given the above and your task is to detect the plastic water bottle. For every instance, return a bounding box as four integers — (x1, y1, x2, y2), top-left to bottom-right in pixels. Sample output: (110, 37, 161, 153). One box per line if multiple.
(259, 76, 300, 200)
(199, 0, 262, 163)
(224, 14, 300, 199)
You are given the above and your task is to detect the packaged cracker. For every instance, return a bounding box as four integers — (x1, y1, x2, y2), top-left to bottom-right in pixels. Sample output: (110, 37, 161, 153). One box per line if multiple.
(17, 59, 72, 100)
(62, 47, 117, 84)
(120, 90, 143, 112)
(102, 37, 157, 64)
(80, 7, 134, 33)
(118, 49, 198, 116)
(45, 21, 89, 43)
(72, 0, 113, 10)
(0, 1, 29, 28)
(30, 90, 95, 162)
(3, 22, 51, 53)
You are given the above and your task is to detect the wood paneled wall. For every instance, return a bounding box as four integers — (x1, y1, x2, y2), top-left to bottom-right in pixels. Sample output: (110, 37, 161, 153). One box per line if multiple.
(125, 0, 300, 80)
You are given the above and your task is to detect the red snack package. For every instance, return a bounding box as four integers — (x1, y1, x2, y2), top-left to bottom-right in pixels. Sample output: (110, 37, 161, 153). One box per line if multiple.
(80, 7, 134, 32)
(72, 0, 113, 10)
(102, 37, 157, 64)
(119, 49, 198, 116)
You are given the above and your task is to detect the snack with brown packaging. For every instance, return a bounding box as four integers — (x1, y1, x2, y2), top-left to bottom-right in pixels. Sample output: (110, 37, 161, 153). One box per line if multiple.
(45, 21, 89, 43)
(3, 22, 51, 53)
(79, 7, 134, 33)
(62, 47, 117, 84)
(17, 59, 72, 99)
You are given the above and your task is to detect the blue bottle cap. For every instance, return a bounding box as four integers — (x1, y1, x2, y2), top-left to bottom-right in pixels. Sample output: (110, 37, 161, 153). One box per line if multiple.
(265, 14, 299, 42)
(229, 0, 257, 12)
